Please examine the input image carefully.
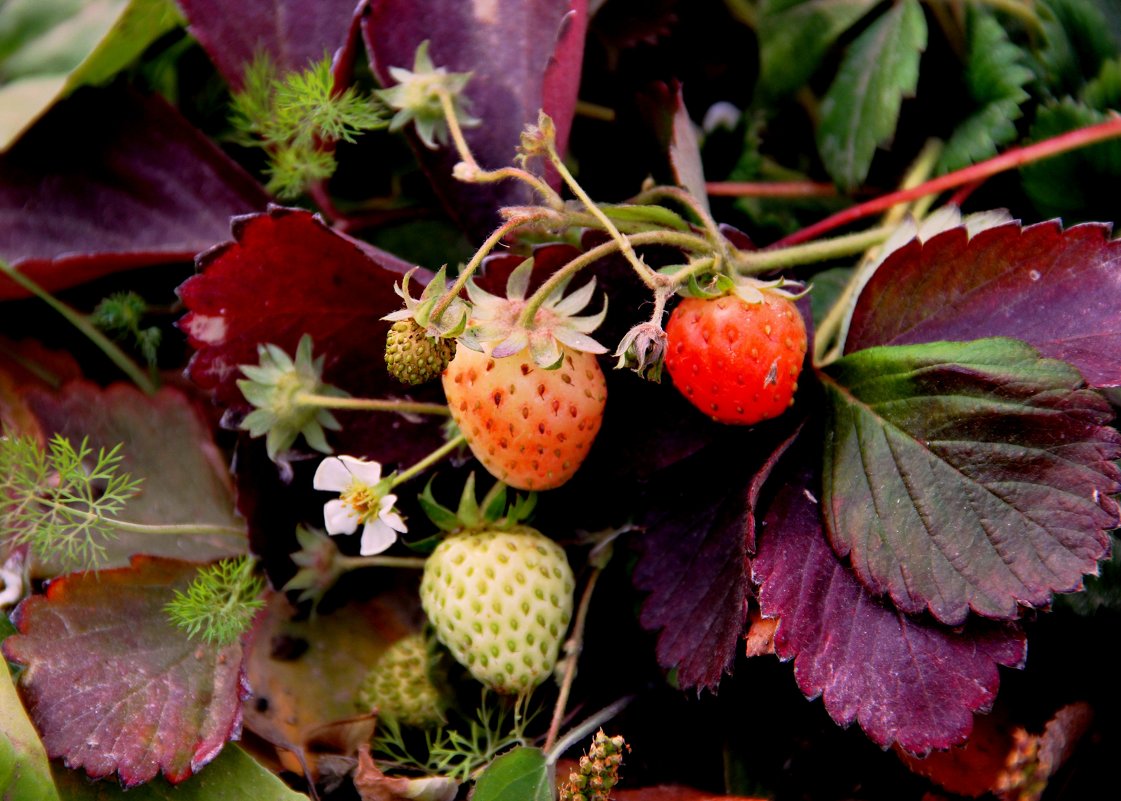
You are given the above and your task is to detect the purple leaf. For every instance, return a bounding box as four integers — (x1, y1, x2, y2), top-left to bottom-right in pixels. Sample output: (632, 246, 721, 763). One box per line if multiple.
(821, 338, 1121, 624)
(752, 463, 1027, 755)
(0, 86, 268, 300)
(845, 221, 1121, 388)
(633, 426, 800, 691)
(177, 0, 364, 87)
(177, 206, 446, 466)
(363, 0, 588, 239)
(2, 557, 248, 786)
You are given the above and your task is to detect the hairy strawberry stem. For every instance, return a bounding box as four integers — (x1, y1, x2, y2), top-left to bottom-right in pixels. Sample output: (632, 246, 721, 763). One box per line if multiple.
(32, 499, 246, 539)
(389, 434, 467, 488)
(336, 554, 428, 570)
(295, 392, 451, 416)
(0, 259, 158, 395)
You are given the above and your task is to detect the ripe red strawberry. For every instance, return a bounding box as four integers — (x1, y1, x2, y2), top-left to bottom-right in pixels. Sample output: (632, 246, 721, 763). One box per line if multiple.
(664, 287, 807, 425)
(443, 345, 606, 491)
(442, 258, 608, 491)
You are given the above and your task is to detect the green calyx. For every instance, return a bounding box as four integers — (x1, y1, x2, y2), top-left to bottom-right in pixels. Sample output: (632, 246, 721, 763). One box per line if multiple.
(418, 473, 536, 535)
(460, 256, 608, 369)
(237, 334, 345, 461)
(377, 40, 479, 149)
(383, 266, 469, 339)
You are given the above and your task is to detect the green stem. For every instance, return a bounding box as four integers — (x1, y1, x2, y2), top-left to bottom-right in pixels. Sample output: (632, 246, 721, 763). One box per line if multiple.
(733, 225, 894, 275)
(430, 212, 554, 323)
(390, 434, 466, 487)
(36, 499, 246, 538)
(296, 393, 450, 416)
(629, 184, 728, 255)
(436, 89, 564, 208)
(543, 564, 604, 754)
(546, 147, 657, 285)
(0, 260, 158, 395)
(518, 229, 713, 327)
(336, 554, 428, 570)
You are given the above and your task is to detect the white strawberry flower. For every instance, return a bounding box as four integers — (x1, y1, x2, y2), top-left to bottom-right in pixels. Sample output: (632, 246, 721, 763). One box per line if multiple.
(313, 455, 407, 555)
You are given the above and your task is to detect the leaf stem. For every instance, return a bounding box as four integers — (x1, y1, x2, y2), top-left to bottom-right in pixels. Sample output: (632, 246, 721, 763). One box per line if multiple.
(296, 393, 450, 416)
(390, 434, 466, 488)
(545, 696, 634, 765)
(33, 499, 246, 538)
(543, 564, 604, 754)
(336, 554, 428, 570)
(0, 260, 158, 395)
(734, 225, 894, 275)
(772, 114, 1121, 247)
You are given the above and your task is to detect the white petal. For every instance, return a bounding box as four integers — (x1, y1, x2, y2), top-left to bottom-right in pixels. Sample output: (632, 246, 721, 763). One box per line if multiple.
(313, 457, 351, 491)
(359, 519, 398, 555)
(339, 454, 383, 485)
(323, 499, 360, 535)
(378, 495, 408, 533)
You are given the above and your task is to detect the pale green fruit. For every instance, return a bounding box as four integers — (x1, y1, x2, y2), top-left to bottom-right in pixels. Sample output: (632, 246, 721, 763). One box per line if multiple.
(420, 527, 574, 694)
(357, 634, 445, 727)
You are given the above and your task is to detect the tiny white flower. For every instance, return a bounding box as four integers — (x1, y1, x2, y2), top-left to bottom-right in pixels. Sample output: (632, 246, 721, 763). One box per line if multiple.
(313, 455, 408, 555)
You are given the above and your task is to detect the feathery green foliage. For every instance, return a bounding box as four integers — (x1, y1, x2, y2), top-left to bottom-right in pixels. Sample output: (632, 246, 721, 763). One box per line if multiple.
(164, 556, 266, 647)
(91, 291, 162, 369)
(230, 53, 389, 198)
(0, 433, 142, 570)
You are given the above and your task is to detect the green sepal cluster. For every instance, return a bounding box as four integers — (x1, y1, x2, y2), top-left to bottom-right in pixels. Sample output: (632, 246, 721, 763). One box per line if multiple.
(378, 40, 479, 149)
(418, 473, 536, 535)
(237, 334, 346, 461)
(282, 525, 347, 608)
(461, 257, 607, 369)
(383, 267, 469, 339)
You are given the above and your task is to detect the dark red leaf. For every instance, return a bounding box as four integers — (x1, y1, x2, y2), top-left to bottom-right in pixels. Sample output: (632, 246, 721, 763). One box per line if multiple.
(2, 556, 248, 786)
(845, 221, 1121, 387)
(362, 0, 588, 239)
(752, 463, 1027, 755)
(0, 86, 268, 300)
(177, 206, 446, 465)
(633, 426, 800, 691)
(177, 0, 363, 87)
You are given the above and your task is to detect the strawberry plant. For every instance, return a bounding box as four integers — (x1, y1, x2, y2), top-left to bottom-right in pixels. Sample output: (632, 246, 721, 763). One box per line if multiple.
(2, 1, 1121, 800)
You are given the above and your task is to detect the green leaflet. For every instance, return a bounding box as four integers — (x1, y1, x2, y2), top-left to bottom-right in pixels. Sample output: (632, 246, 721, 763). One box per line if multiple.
(822, 337, 1121, 626)
(471, 747, 552, 801)
(0, 0, 183, 150)
(756, 0, 878, 99)
(816, 0, 927, 190)
(1, 657, 61, 801)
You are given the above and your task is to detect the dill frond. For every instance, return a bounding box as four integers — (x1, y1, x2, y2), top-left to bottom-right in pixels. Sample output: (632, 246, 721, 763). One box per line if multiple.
(164, 556, 266, 647)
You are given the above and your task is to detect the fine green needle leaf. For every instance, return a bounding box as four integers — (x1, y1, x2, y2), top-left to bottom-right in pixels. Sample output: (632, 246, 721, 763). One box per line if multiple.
(164, 556, 265, 647)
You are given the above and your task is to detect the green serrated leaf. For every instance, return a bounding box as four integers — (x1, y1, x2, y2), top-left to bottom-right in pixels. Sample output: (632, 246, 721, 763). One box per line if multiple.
(817, 0, 927, 190)
(821, 337, 1121, 626)
(471, 747, 552, 801)
(757, 0, 879, 99)
(1081, 55, 1121, 109)
(1, 659, 61, 801)
(0, 0, 183, 150)
(939, 11, 1032, 173)
(50, 744, 307, 800)
(599, 203, 691, 231)
(1036, 0, 1118, 97)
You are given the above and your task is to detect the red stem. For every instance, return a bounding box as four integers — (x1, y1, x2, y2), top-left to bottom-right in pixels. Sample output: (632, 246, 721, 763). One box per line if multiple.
(768, 114, 1121, 248)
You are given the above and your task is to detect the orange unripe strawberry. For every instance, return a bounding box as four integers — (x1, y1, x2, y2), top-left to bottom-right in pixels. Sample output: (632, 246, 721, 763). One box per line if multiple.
(665, 290, 807, 425)
(442, 346, 606, 491)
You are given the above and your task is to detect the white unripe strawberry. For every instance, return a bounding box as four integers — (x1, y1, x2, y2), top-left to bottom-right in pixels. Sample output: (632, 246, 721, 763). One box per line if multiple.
(356, 633, 446, 727)
(420, 526, 574, 695)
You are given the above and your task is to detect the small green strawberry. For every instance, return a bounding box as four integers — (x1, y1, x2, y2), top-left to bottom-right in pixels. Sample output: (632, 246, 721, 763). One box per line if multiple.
(418, 476, 574, 695)
(357, 633, 446, 727)
(385, 319, 456, 385)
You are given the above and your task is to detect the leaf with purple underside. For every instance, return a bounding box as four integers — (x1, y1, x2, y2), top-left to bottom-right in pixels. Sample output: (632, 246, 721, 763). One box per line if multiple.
(362, 0, 587, 239)
(752, 462, 1027, 755)
(845, 221, 1121, 388)
(2, 557, 248, 787)
(821, 337, 1121, 625)
(176, 0, 362, 88)
(177, 206, 446, 466)
(0, 86, 268, 300)
(633, 426, 800, 691)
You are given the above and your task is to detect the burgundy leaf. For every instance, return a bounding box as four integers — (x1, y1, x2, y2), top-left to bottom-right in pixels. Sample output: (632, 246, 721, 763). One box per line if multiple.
(177, 0, 363, 87)
(177, 206, 445, 466)
(2, 556, 248, 786)
(752, 463, 1027, 755)
(0, 86, 268, 300)
(845, 221, 1121, 387)
(363, 0, 588, 239)
(23, 380, 248, 573)
(633, 426, 800, 691)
